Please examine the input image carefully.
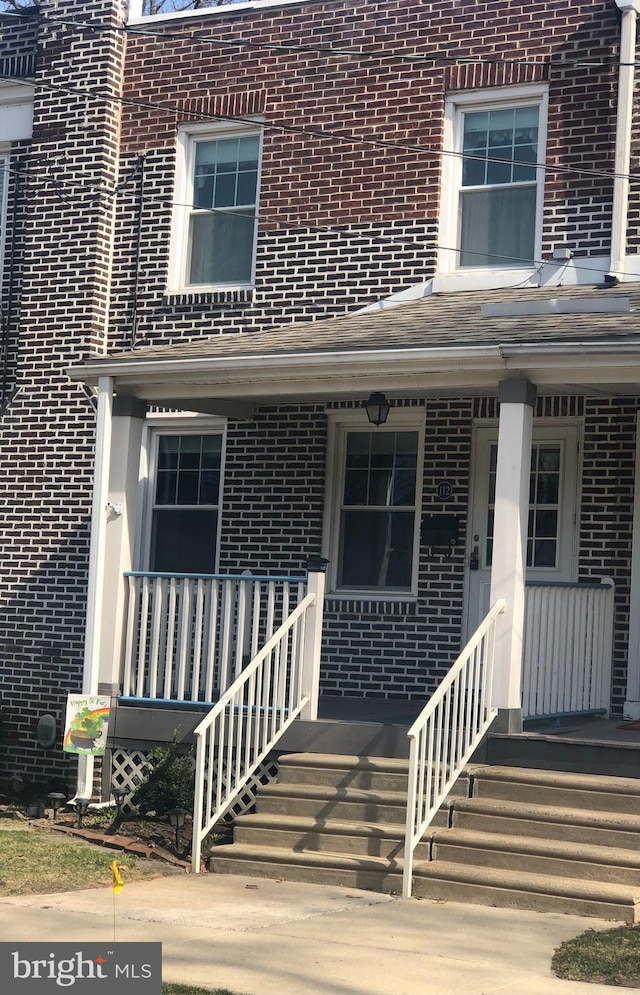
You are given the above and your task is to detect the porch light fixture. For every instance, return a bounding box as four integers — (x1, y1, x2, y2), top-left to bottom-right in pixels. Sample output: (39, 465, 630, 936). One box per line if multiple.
(47, 792, 66, 823)
(168, 807, 188, 854)
(74, 797, 90, 829)
(363, 392, 391, 426)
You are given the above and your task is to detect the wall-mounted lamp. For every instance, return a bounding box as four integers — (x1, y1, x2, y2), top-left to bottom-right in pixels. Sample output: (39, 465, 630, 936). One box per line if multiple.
(363, 392, 391, 426)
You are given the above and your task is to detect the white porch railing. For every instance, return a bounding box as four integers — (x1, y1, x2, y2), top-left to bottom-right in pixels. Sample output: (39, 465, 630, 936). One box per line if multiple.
(122, 572, 306, 703)
(402, 598, 505, 899)
(523, 578, 615, 719)
(191, 574, 324, 872)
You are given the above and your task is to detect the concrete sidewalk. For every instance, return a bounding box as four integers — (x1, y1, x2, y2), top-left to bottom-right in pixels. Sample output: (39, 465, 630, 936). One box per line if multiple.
(0, 872, 635, 995)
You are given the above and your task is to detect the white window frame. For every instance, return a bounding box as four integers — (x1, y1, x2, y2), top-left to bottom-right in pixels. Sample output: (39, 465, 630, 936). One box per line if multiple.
(323, 407, 425, 600)
(136, 415, 227, 573)
(437, 83, 548, 290)
(0, 148, 10, 293)
(168, 120, 263, 293)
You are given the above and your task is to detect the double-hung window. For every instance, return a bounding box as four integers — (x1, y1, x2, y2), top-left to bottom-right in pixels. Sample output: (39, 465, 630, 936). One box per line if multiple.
(440, 85, 547, 276)
(148, 430, 224, 574)
(325, 413, 424, 597)
(171, 124, 262, 290)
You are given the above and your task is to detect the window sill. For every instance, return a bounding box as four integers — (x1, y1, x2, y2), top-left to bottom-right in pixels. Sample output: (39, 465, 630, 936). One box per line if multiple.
(432, 269, 540, 294)
(163, 288, 254, 307)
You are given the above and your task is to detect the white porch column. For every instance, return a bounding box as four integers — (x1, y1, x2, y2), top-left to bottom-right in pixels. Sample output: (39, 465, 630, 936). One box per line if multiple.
(489, 379, 537, 733)
(97, 396, 148, 692)
(76, 376, 114, 800)
(300, 556, 328, 721)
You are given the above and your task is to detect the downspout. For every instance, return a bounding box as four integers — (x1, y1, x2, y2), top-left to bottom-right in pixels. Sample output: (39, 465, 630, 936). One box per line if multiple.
(609, 0, 640, 279)
(74, 376, 114, 801)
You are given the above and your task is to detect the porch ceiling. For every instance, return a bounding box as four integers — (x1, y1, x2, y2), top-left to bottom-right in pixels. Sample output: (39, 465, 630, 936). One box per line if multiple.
(69, 283, 640, 409)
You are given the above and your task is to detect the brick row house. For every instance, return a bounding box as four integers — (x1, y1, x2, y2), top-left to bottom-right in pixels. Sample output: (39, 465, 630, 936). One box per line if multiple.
(4, 0, 640, 901)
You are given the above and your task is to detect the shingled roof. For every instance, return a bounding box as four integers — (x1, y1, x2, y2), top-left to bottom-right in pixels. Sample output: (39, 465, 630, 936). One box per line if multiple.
(94, 281, 640, 366)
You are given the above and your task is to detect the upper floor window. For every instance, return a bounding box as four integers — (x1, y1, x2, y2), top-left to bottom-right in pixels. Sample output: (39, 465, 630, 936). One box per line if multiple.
(170, 124, 262, 291)
(439, 85, 547, 278)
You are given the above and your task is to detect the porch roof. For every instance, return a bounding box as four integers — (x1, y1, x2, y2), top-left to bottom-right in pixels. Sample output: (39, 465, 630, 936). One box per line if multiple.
(69, 282, 640, 410)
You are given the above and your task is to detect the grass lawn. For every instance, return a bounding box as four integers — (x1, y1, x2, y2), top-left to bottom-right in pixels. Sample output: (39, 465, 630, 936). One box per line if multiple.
(552, 925, 640, 987)
(0, 826, 247, 994)
(0, 828, 167, 896)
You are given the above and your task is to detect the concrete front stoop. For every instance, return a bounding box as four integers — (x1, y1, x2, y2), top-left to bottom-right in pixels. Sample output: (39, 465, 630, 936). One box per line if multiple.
(209, 756, 640, 921)
(209, 753, 464, 894)
(415, 765, 640, 921)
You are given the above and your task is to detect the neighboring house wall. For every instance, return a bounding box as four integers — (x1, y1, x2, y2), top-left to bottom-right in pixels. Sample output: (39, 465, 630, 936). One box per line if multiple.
(0, 0, 127, 787)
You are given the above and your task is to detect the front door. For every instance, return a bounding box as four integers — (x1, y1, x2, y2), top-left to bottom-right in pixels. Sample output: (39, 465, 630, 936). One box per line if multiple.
(466, 423, 580, 637)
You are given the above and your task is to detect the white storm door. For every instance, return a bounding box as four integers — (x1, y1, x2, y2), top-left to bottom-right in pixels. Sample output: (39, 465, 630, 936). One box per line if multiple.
(466, 424, 579, 636)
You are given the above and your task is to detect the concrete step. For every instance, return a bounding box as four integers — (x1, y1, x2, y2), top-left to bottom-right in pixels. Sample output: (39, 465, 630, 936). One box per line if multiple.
(452, 796, 640, 849)
(473, 765, 640, 816)
(431, 827, 640, 887)
(256, 782, 413, 825)
(412, 860, 640, 922)
(277, 753, 410, 792)
(210, 843, 404, 894)
(277, 753, 471, 797)
(233, 812, 430, 861)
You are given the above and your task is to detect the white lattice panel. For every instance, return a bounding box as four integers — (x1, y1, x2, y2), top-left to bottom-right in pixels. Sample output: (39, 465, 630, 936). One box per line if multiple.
(111, 748, 152, 812)
(222, 758, 279, 821)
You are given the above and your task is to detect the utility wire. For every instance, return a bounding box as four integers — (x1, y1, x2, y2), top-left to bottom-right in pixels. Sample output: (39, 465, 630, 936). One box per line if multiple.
(0, 8, 631, 73)
(0, 71, 634, 188)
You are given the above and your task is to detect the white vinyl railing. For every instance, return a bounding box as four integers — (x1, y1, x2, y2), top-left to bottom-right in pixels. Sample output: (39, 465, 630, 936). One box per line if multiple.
(522, 577, 615, 719)
(402, 598, 505, 899)
(191, 582, 323, 872)
(122, 572, 306, 703)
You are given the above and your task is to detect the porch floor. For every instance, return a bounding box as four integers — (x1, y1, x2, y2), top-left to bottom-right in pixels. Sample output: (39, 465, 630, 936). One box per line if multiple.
(522, 715, 640, 747)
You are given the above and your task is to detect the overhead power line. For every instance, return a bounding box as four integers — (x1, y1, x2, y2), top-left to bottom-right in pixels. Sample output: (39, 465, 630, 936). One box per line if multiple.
(0, 71, 633, 189)
(0, 8, 630, 73)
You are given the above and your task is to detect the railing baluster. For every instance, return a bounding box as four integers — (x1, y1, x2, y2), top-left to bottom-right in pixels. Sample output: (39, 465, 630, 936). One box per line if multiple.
(190, 590, 316, 873)
(122, 574, 139, 697)
(163, 577, 177, 698)
(136, 577, 151, 698)
(523, 579, 616, 719)
(191, 578, 205, 702)
(403, 599, 505, 899)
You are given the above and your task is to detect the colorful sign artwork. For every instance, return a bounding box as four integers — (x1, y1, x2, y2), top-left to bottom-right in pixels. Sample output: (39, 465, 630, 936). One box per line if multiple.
(63, 695, 111, 756)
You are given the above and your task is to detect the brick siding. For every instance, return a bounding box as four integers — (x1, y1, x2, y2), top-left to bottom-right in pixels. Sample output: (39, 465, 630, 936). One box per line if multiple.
(0, 0, 637, 794)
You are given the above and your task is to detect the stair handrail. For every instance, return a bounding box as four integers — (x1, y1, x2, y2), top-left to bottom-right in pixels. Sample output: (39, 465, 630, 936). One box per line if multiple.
(402, 598, 506, 898)
(191, 589, 317, 872)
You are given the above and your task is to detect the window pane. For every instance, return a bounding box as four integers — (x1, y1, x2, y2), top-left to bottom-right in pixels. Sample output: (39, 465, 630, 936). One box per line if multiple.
(338, 510, 414, 589)
(154, 434, 222, 507)
(343, 468, 368, 505)
(155, 470, 177, 505)
(459, 185, 536, 267)
(176, 471, 200, 505)
(189, 211, 255, 285)
(151, 509, 218, 574)
(157, 436, 179, 469)
(463, 105, 538, 188)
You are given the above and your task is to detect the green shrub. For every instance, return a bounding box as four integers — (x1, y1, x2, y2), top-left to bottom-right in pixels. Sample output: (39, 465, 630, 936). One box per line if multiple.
(132, 740, 194, 816)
